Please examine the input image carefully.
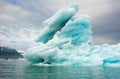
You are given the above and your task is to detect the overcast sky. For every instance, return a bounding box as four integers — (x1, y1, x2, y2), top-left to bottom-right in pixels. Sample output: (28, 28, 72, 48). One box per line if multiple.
(0, 0, 120, 50)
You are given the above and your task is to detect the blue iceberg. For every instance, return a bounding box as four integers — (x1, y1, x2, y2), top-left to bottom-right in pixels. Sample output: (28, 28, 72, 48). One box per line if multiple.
(24, 3, 120, 66)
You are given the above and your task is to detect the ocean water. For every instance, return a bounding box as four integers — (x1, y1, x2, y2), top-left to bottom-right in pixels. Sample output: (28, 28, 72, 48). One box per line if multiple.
(0, 59, 120, 79)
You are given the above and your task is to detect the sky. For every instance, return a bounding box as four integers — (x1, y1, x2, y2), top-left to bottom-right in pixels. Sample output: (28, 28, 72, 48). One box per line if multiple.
(0, 0, 120, 51)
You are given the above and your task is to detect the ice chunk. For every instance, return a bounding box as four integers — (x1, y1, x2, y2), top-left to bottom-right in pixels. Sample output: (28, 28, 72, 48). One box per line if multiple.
(36, 3, 78, 43)
(24, 3, 120, 67)
(103, 57, 120, 66)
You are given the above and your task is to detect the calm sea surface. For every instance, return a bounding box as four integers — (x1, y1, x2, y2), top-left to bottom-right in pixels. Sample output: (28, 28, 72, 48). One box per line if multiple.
(0, 59, 120, 79)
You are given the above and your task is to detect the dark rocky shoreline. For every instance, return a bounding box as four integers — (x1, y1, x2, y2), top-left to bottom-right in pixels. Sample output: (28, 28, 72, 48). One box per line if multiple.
(0, 46, 23, 59)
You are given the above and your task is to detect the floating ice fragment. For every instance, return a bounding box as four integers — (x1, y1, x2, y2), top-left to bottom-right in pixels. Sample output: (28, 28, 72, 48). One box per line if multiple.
(24, 3, 120, 67)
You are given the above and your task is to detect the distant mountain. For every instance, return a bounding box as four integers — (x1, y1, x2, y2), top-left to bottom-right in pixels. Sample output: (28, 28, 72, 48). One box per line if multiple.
(0, 46, 23, 59)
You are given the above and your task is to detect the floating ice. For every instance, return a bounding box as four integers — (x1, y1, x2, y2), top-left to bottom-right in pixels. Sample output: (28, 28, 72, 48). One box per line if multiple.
(24, 3, 120, 66)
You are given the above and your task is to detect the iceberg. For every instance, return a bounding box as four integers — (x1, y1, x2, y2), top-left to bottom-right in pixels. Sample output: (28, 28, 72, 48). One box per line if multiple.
(24, 3, 120, 66)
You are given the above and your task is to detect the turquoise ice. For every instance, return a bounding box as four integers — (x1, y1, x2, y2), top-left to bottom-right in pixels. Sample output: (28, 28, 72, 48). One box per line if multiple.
(36, 3, 79, 43)
(24, 3, 120, 66)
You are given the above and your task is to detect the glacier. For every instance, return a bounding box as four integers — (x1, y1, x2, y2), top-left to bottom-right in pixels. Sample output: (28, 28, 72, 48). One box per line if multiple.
(24, 3, 120, 66)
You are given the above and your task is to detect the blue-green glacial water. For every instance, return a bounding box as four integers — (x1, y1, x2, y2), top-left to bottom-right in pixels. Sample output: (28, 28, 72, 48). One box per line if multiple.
(0, 59, 120, 79)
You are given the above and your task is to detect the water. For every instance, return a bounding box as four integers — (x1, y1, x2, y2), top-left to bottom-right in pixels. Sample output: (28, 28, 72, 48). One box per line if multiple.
(0, 59, 120, 79)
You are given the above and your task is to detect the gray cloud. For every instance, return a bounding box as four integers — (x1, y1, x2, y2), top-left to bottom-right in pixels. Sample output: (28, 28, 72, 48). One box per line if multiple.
(92, 1, 120, 44)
